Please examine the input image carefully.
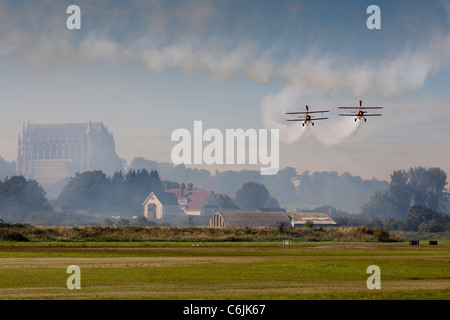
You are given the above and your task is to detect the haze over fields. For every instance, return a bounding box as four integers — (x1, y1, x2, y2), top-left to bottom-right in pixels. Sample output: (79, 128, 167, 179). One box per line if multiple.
(0, 1, 449, 215)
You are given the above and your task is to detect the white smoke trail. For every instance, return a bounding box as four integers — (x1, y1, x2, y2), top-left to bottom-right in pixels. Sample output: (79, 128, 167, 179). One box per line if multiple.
(0, 1, 448, 99)
(309, 117, 362, 147)
(260, 86, 311, 144)
(260, 85, 364, 146)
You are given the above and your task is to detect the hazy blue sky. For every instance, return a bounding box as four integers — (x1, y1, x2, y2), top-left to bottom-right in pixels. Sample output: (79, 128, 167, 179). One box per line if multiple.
(1, 0, 449, 181)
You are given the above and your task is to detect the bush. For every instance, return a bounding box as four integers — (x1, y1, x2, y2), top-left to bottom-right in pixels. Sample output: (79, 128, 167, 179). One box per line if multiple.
(418, 220, 444, 233)
(373, 228, 391, 242)
(304, 221, 314, 229)
(116, 219, 130, 227)
(0, 229, 29, 241)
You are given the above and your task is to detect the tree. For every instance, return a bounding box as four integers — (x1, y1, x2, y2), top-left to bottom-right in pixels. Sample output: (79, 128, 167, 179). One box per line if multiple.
(367, 216, 383, 228)
(418, 220, 444, 233)
(122, 169, 163, 215)
(234, 182, 279, 211)
(296, 170, 389, 213)
(103, 218, 114, 226)
(0, 176, 51, 222)
(406, 205, 439, 231)
(389, 169, 412, 214)
(360, 191, 398, 220)
(383, 217, 400, 231)
(407, 167, 448, 211)
(116, 218, 130, 226)
(263, 197, 280, 209)
(0, 156, 16, 180)
(135, 215, 150, 226)
(56, 171, 109, 213)
(360, 167, 449, 221)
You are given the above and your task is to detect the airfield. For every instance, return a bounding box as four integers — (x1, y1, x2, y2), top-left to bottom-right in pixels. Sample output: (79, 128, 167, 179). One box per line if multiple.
(0, 241, 448, 300)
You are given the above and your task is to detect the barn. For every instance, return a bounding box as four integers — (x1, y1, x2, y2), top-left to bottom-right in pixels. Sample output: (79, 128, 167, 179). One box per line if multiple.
(208, 211, 291, 228)
(208, 211, 337, 228)
(288, 212, 337, 227)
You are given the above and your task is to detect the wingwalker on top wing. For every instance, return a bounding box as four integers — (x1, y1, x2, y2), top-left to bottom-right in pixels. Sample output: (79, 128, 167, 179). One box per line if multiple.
(285, 105, 329, 126)
(338, 100, 383, 122)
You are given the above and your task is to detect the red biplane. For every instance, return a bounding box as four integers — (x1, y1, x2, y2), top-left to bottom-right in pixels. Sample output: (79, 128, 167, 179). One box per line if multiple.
(285, 105, 329, 127)
(338, 100, 383, 122)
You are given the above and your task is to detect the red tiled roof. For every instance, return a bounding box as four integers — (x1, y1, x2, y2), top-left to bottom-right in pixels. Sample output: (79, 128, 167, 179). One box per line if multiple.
(167, 188, 215, 211)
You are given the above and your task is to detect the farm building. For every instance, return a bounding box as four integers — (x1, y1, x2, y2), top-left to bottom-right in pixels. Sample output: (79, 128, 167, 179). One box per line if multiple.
(288, 212, 337, 227)
(208, 211, 337, 228)
(142, 183, 239, 220)
(208, 211, 291, 228)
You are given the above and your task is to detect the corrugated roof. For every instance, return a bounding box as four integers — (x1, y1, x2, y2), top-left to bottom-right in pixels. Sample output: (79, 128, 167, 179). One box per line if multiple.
(210, 211, 337, 228)
(288, 212, 337, 225)
(216, 211, 291, 228)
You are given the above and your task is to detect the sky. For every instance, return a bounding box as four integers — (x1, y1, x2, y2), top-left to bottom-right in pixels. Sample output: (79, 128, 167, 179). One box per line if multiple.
(0, 0, 449, 181)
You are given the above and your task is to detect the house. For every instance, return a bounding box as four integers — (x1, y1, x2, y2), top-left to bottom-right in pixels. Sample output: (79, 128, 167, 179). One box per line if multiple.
(142, 183, 239, 220)
(208, 211, 337, 228)
(142, 191, 181, 219)
(167, 183, 219, 216)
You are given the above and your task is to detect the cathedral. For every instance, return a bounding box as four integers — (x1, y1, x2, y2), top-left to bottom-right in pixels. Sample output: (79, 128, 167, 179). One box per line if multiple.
(17, 122, 123, 182)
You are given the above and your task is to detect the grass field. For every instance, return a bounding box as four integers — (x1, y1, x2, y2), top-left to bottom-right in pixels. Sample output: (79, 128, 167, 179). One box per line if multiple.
(0, 241, 448, 300)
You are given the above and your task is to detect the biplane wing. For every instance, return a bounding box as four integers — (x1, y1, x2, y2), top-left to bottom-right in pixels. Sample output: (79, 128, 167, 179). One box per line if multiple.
(339, 113, 382, 116)
(285, 110, 329, 115)
(338, 106, 383, 109)
(287, 117, 328, 121)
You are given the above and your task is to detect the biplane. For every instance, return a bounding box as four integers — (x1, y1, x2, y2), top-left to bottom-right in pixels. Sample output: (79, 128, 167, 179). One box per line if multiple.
(285, 105, 329, 126)
(338, 100, 383, 122)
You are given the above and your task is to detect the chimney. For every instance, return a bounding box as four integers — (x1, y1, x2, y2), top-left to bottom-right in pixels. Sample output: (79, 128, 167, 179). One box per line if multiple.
(187, 183, 193, 191)
(181, 183, 185, 197)
(164, 181, 168, 192)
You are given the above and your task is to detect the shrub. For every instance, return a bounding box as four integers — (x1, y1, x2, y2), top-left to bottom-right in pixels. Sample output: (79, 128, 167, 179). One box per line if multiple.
(418, 220, 444, 233)
(373, 228, 391, 242)
(304, 221, 314, 229)
(0, 229, 29, 241)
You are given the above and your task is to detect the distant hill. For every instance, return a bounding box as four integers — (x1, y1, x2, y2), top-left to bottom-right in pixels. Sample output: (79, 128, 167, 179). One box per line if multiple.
(130, 157, 389, 213)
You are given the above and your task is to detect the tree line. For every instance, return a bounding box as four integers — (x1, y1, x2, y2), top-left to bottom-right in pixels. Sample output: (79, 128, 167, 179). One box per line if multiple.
(56, 169, 164, 215)
(129, 157, 389, 212)
(332, 167, 449, 232)
(0, 165, 448, 233)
